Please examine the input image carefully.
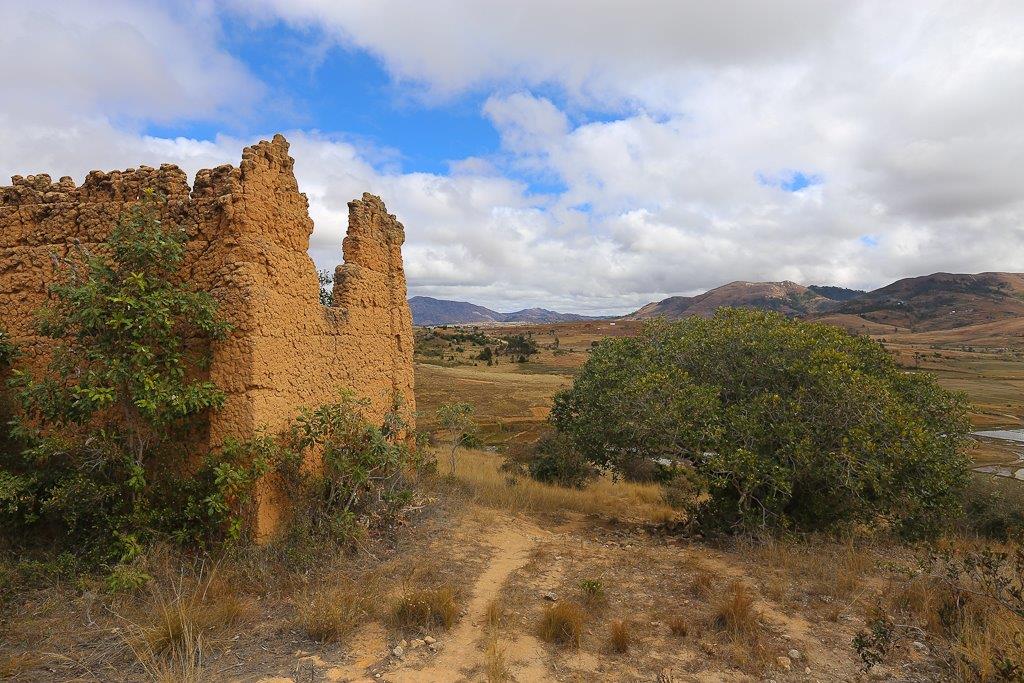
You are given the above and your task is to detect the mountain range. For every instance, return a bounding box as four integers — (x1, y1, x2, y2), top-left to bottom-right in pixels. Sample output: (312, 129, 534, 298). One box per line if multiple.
(408, 296, 602, 326)
(411, 272, 1024, 331)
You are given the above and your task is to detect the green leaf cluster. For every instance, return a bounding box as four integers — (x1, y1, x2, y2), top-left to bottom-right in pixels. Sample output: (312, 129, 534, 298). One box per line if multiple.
(277, 391, 415, 545)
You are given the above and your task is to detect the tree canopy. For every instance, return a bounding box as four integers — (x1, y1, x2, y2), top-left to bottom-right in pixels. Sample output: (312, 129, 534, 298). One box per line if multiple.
(550, 309, 971, 535)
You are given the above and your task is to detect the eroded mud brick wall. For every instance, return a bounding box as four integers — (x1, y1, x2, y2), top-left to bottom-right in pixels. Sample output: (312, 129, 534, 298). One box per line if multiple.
(0, 134, 415, 533)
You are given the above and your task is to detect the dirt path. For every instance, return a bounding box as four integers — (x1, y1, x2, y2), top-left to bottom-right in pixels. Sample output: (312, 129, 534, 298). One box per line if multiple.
(388, 520, 543, 682)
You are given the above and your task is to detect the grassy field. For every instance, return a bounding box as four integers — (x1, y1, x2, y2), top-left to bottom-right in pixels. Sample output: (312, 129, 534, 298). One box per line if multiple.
(414, 316, 1024, 467)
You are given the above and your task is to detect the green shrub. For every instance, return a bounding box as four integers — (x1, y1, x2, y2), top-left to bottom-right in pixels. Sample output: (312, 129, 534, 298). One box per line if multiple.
(318, 269, 334, 306)
(0, 327, 14, 369)
(500, 334, 538, 359)
(527, 433, 598, 488)
(958, 473, 1024, 542)
(274, 391, 415, 552)
(550, 309, 971, 536)
(0, 326, 16, 454)
(1, 193, 232, 561)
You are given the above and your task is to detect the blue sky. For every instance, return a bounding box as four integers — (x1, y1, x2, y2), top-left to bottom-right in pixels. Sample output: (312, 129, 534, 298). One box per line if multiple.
(3, 1, 1023, 314)
(145, 19, 503, 176)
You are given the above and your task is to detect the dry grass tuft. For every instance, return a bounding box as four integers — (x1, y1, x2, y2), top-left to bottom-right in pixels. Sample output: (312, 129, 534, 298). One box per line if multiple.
(484, 634, 510, 682)
(740, 536, 873, 603)
(0, 652, 42, 679)
(124, 569, 256, 681)
(668, 615, 690, 637)
(452, 448, 678, 522)
(578, 579, 606, 609)
(712, 581, 761, 641)
(294, 583, 376, 643)
(690, 570, 716, 598)
(538, 602, 585, 647)
(390, 586, 459, 633)
(485, 597, 504, 631)
(609, 619, 631, 653)
(708, 580, 770, 671)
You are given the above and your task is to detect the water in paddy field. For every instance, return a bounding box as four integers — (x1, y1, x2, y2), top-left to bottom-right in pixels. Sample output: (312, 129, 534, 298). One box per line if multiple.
(972, 429, 1024, 480)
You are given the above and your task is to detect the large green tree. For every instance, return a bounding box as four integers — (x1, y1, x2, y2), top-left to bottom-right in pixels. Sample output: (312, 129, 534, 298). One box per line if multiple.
(550, 309, 971, 536)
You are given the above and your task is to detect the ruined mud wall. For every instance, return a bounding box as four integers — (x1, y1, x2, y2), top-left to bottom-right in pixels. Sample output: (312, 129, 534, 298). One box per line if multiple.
(0, 134, 415, 534)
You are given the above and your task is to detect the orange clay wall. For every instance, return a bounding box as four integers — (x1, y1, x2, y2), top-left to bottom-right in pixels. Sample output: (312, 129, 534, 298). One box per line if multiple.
(0, 134, 415, 535)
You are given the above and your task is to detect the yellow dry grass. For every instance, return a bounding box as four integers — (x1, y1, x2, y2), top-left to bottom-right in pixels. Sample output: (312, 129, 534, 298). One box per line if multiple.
(538, 602, 585, 647)
(390, 586, 459, 633)
(294, 582, 377, 643)
(485, 597, 504, 630)
(123, 569, 257, 681)
(609, 619, 631, 653)
(451, 447, 678, 522)
(484, 635, 510, 682)
(889, 572, 1024, 679)
(667, 615, 690, 637)
(712, 581, 761, 640)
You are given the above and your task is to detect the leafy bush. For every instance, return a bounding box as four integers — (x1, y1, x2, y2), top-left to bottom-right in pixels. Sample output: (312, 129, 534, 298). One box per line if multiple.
(958, 473, 1024, 542)
(273, 392, 416, 552)
(0, 193, 232, 561)
(0, 327, 16, 453)
(318, 269, 334, 306)
(500, 334, 538, 358)
(526, 433, 598, 488)
(550, 309, 971, 535)
(0, 327, 14, 369)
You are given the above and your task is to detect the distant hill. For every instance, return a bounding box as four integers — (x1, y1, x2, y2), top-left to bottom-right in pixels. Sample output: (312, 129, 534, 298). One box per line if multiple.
(408, 296, 504, 325)
(833, 272, 1024, 331)
(808, 285, 866, 302)
(627, 281, 837, 320)
(409, 296, 600, 326)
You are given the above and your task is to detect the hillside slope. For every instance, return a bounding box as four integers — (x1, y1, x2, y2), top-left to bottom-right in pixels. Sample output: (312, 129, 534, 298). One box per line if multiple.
(627, 281, 836, 320)
(835, 272, 1024, 331)
(409, 296, 505, 326)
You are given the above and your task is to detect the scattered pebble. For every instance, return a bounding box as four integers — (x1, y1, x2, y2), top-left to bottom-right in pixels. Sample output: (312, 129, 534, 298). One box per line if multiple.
(543, 591, 558, 601)
(776, 655, 792, 671)
(410, 638, 425, 649)
(787, 648, 802, 661)
(424, 636, 436, 645)
(391, 645, 405, 659)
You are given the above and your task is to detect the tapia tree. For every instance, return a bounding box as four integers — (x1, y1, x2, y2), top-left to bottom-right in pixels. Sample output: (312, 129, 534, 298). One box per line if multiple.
(549, 308, 971, 537)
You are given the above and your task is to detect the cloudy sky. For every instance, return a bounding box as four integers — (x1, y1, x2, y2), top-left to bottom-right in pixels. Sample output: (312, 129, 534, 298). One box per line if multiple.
(2, 1, 1023, 314)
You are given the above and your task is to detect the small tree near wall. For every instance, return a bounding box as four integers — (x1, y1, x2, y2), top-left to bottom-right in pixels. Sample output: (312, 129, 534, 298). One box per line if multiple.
(437, 402, 476, 474)
(3, 191, 232, 560)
